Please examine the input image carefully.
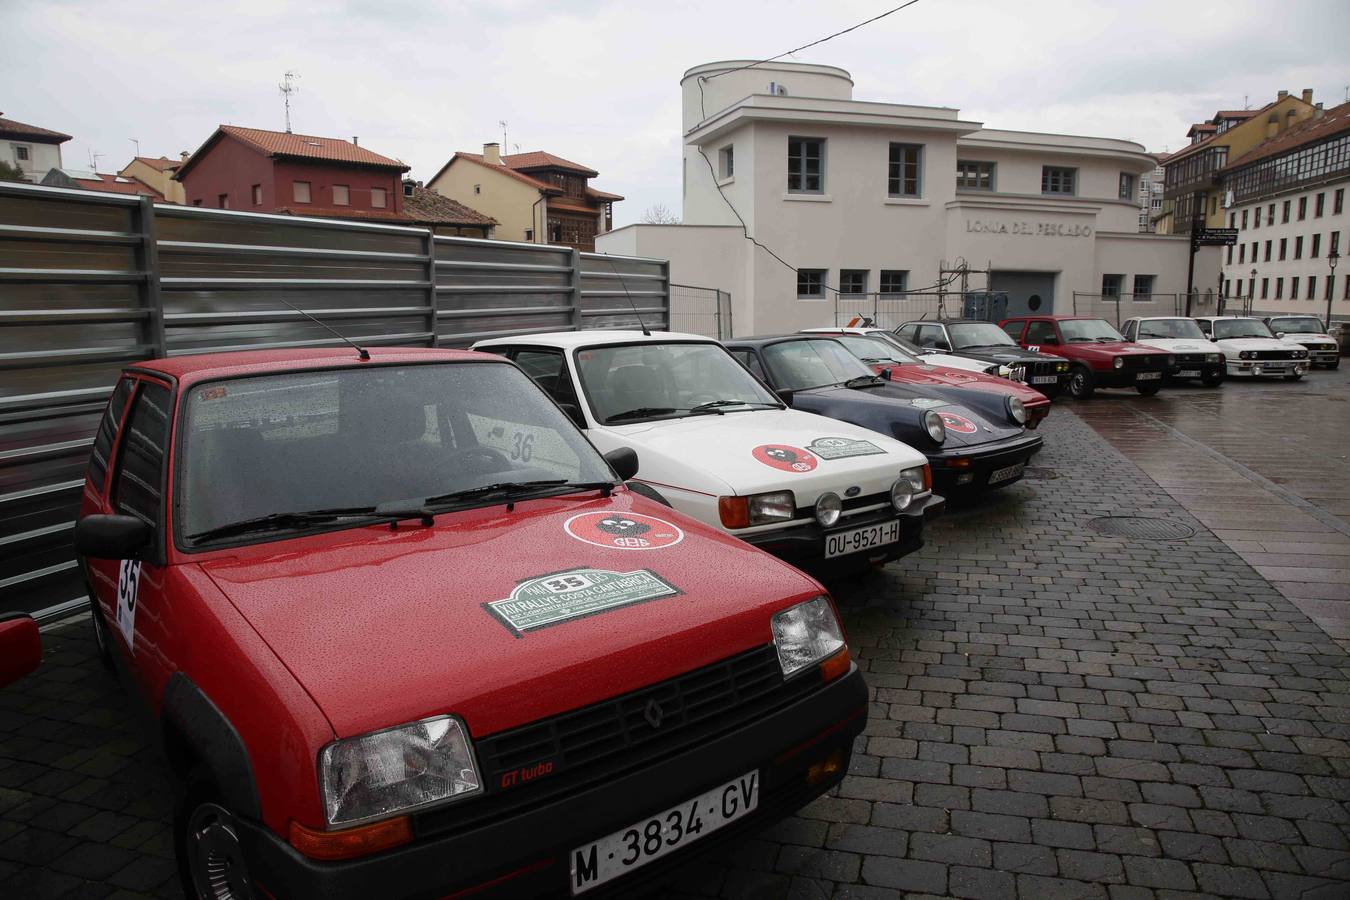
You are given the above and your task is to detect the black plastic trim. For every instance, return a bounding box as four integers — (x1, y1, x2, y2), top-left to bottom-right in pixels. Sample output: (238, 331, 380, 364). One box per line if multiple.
(162, 672, 261, 820)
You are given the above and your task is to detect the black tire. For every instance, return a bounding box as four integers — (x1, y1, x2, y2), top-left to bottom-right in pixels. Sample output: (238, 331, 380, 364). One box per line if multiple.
(1067, 366, 1095, 400)
(90, 597, 115, 671)
(1201, 373, 1223, 387)
(1136, 383, 1162, 396)
(175, 777, 254, 900)
(1331, 359, 1341, 370)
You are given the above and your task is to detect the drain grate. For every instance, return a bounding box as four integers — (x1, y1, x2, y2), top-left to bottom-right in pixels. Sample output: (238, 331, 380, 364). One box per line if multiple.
(1023, 466, 1059, 481)
(1088, 516, 1196, 541)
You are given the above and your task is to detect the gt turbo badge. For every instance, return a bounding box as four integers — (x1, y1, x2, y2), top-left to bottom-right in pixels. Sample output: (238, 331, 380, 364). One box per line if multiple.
(752, 444, 818, 472)
(485, 568, 682, 636)
(564, 511, 684, 550)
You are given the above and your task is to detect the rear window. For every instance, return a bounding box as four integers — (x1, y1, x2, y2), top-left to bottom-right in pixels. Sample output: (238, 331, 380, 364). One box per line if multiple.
(86, 378, 134, 488)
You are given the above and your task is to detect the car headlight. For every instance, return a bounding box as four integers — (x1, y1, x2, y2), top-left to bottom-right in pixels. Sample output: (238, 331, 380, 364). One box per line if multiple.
(320, 715, 482, 827)
(892, 465, 928, 511)
(1165, 355, 1175, 367)
(1239, 351, 1253, 360)
(1296, 350, 1307, 358)
(924, 410, 946, 444)
(771, 596, 846, 679)
(1057, 361, 1069, 373)
(815, 492, 842, 527)
(1007, 397, 1028, 425)
(1113, 357, 1124, 369)
(1207, 353, 1221, 363)
(719, 491, 796, 528)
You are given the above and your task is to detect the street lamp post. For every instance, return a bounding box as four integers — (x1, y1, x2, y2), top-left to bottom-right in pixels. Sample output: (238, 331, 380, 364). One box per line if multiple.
(1328, 249, 1340, 330)
(1250, 268, 1257, 315)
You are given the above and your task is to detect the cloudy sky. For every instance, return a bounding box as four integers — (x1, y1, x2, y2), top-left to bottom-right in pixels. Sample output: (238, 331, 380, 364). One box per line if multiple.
(5, 0, 1348, 226)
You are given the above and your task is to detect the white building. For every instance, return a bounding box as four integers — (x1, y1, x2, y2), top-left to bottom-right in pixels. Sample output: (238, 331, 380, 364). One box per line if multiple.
(1218, 100, 1349, 319)
(1137, 154, 1167, 232)
(1, 113, 71, 182)
(598, 61, 1214, 335)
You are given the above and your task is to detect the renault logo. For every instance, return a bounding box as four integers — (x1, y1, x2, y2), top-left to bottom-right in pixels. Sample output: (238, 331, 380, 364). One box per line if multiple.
(643, 698, 665, 729)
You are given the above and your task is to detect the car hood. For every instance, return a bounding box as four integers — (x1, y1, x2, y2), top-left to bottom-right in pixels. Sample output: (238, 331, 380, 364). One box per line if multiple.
(1133, 339, 1211, 353)
(198, 492, 824, 740)
(945, 346, 1065, 365)
(919, 352, 995, 373)
(1278, 335, 1338, 345)
(601, 408, 927, 502)
(1054, 341, 1163, 359)
(795, 384, 1026, 449)
(882, 363, 1048, 406)
(1212, 337, 1302, 352)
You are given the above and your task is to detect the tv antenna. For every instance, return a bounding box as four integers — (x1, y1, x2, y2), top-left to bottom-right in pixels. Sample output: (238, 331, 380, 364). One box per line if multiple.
(279, 70, 301, 133)
(87, 148, 104, 171)
(130, 138, 140, 157)
(499, 120, 508, 149)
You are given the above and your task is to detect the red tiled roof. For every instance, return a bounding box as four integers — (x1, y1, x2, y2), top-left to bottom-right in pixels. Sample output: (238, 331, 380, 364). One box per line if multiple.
(71, 173, 164, 199)
(0, 114, 72, 143)
(1167, 100, 1281, 165)
(1213, 110, 1259, 120)
(586, 186, 624, 201)
(501, 150, 598, 176)
(131, 156, 181, 172)
(1187, 123, 1216, 134)
(1224, 101, 1350, 171)
(402, 185, 496, 226)
(437, 153, 561, 193)
(177, 126, 409, 179)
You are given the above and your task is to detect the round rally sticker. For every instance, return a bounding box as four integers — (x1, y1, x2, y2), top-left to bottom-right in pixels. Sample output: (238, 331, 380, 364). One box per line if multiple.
(752, 444, 818, 472)
(564, 511, 685, 551)
(939, 412, 978, 434)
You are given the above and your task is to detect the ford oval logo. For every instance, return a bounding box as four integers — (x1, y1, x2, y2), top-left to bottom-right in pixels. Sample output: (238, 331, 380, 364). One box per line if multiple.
(844, 486, 861, 498)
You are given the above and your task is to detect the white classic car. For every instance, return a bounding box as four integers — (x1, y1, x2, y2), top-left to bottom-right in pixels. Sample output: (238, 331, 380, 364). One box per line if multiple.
(1264, 314, 1341, 369)
(1119, 317, 1226, 386)
(800, 326, 1012, 377)
(474, 330, 943, 570)
(1193, 316, 1310, 379)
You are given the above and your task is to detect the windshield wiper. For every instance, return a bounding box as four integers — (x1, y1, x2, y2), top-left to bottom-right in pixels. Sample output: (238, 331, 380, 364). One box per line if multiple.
(689, 399, 780, 414)
(187, 505, 390, 542)
(424, 478, 615, 506)
(845, 374, 885, 389)
(605, 406, 681, 423)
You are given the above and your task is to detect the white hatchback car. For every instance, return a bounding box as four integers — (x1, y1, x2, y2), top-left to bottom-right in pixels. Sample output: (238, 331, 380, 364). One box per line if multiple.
(1193, 316, 1310, 379)
(1119, 317, 1226, 386)
(475, 331, 943, 570)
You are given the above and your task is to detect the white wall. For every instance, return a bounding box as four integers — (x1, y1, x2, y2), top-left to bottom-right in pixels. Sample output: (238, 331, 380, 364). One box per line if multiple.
(5, 139, 62, 182)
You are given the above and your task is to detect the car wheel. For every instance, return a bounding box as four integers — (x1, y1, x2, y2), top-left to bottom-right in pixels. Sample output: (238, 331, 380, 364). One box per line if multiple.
(1067, 366, 1095, 399)
(1330, 359, 1341, 370)
(90, 597, 114, 671)
(1201, 373, 1223, 387)
(176, 780, 254, 900)
(1136, 384, 1162, 396)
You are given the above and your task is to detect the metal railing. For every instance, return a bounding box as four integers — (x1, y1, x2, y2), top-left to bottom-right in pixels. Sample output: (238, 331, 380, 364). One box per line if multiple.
(669, 283, 733, 338)
(833, 292, 949, 330)
(1071, 292, 1187, 327)
(0, 180, 669, 620)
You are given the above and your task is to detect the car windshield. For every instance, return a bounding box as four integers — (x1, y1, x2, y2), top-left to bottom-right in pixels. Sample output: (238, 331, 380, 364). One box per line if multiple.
(1059, 319, 1125, 342)
(948, 322, 1019, 349)
(1137, 318, 1206, 340)
(1212, 318, 1274, 340)
(1268, 317, 1326, 335)
(834, 335, 909, 364)
(875, 332, 926, 357)
(574, 341, 780, 424)
(762, 339, 878, 390)
(178, 362, 612, 543)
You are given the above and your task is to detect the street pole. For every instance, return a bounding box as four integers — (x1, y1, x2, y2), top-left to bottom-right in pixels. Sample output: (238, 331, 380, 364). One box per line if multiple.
(1185, 215, 1202, 317)
(1327, 249, 1340, 330)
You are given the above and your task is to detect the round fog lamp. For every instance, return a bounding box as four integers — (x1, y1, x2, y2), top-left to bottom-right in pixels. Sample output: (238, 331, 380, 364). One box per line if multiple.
(891, 479, 914, 512)
(1113, 357, 1124, 369)
(815, 492, 842, 527)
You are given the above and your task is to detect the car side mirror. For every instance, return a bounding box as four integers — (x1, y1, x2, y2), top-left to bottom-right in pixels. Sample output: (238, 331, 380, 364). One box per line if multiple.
(775, 388, 795, 406)
(603, 447, 639, 481)
(878, 368, 892, 381)
(558, 402, 586, 430)
(0, 615, 41, 687)
(1276, 332, 1286, 338)
(74, 514, 152, 560)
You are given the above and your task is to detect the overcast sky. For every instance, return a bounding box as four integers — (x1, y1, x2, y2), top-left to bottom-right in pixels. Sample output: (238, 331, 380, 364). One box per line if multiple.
(4, 0, 1347, 226)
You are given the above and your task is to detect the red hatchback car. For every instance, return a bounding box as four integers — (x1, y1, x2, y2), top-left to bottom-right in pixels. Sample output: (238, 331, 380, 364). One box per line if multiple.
(75, 347, 866, 899)
(999, 315, 1172, 399)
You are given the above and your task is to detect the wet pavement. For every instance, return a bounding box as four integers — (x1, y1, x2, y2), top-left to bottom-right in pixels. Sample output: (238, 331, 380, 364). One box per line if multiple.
(2, 365, 1349, 899)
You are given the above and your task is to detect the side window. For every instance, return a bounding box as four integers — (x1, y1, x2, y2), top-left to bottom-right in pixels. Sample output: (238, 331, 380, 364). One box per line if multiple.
(1000, 321, 1025, 341)
(915, 325, 946, 349)
(732, 350, 767, 381)
(1122, 321, 1136, 341)
(86, 378, 135, 489)
(1197, 319, 1212, 335)
(896, 324, 919, 341)
(1024, 320, 1058, 345)
(112, 382, 172, 544)
(512, 349, 579, 407)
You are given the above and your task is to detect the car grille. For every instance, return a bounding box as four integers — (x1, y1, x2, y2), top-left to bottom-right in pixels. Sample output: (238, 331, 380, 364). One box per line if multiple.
(1121, 354, 1169, 370)
(1010, 360, 1061, 383)
(1252, 350, 1300, 360)
(1173, 353, 1208, 365)
(416, 645, 820, 838)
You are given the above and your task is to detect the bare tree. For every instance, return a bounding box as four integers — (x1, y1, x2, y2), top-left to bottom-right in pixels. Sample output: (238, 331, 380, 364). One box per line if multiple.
(640, 203, 680, 225)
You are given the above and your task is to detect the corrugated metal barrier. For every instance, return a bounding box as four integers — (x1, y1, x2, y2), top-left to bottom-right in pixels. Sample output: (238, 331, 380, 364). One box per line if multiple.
(0, 180, 669, 620)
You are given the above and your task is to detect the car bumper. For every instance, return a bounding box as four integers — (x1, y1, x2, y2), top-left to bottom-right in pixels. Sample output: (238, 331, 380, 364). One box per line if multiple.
(1094, 369, 1169, 389)
(929, 434, 1044, 491)
(1226, 360, 1308, 377)
(1167, 362, 1225, 381)
(1308, 348, 1340, 366)
(1024, 397, 1052, 429)
(739, 492, 944, 568)
(232, 668, 870, 900)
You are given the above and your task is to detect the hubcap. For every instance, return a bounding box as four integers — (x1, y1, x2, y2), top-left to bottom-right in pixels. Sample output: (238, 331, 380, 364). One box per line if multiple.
(188, 803, 251, 900)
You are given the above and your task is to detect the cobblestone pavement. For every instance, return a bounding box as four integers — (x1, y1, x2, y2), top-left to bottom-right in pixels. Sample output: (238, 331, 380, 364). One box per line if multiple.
(3, 374, 1350, 899)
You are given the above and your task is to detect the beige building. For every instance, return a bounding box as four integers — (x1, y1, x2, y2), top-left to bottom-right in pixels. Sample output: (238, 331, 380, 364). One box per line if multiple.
(428, 144, 622, 251)
(1, 113, 70, 181)
(118, 155, 187, 204)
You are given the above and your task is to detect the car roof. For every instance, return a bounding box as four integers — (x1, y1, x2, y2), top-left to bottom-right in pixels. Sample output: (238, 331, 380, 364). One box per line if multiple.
(474, 329, 716, 350)
(1194, 315, 1258, 321)
(728, 333, 845, 347)
(1003, 315, 1097, 321)
(130, 346, 491, 384)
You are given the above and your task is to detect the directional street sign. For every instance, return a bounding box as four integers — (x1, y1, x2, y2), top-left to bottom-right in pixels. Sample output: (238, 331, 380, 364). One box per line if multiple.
(1192, 228, 1239, 248)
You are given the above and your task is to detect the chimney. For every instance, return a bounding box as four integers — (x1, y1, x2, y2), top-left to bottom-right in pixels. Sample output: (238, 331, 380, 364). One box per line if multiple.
(1314, 103, 1326, 120)
(1301, 88, 1314, 104)
(483, 142, 501, 165)
(180, 151, 190, 162)
(1266, 113, 1279, 139)
(1278, 90, 1288, 99)
(352, 136, 359, 145)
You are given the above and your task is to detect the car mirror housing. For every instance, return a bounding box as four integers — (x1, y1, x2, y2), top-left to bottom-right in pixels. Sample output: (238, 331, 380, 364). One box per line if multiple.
(1276, 332, 1286, 338)
(603, 447, 640, 482)
(74, 514, 152, 560)
(0, 615, 41, 688)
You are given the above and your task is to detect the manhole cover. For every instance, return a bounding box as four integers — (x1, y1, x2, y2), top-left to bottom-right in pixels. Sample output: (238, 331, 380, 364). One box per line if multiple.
(1023, 466, 1059, 480)
(1088, 516, 1195, 541)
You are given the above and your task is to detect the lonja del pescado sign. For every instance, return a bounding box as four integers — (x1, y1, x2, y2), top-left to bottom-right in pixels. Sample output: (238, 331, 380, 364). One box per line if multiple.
(965, 220, 1092, 238)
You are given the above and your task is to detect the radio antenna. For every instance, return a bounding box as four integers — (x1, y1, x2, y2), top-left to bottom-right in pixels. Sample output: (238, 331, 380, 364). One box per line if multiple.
(274, 296, 369, 360)
(601, 254, 650, 336)
(279, 70, 300, 133)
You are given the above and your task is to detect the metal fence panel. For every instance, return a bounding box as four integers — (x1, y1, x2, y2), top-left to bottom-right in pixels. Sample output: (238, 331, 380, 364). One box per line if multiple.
(834, 293, 947, 330)
(1071, 293, 1184, 327)
(0, 181, 669, 619)
(669, 283, 732, 338)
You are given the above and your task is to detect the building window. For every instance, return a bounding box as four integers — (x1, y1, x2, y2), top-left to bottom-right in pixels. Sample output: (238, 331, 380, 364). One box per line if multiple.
(192, 199, 202, 207)
(1291, 276, 1299, 299)
(1279, 238, 1287, 260)
(787, 137, 824, 193)
(1275, 277, 1284, 300)
(1102, 274, 1124, 297)
(888, 143, 922, 198)
(549, 222, 562, 243)
(1229, 212, 1236, 229)
(1283, 200, 1291, 223)
(293, 181, 311, 203)
(1295, 236, 1304, 259)
(1241, 209, 1248, 229)
(1254, 207, 1261, 228)
(1041, 166, 1076, 196)
(473, 184, 481, 195)
(1267, 203, 1275, 223)
(1332, 232, 1341, 256)
(839, 269, 868, 297)
(1264, 240, 1272, 262)
(333, 184, 350, 206)
(1119, 172, 1135, 200)
(879, 270, 908, 295)
(956, 160, 994, 190)
(1298, 196, 1307, 220)
(1261, 277, 1269, 300)
(250, 184, 262, 205)
(719, 145, 734, 179)
(1238, 244, 1246, 264)
(1311, 233, 1321, 258)
(1227, 245, 1233, 265)
(1222, 278, 1229, 298)
(371, 187, 386, 208)
(1315, 192, 1325, 217)
(1335, 189, 1345, 215)
(797, 268, 827, 299)
(217, 193, 229, 209)
(524, 228, 533, 241)
(1251, 241, 1257, 263)
(14, 145, 30, 162)
(1210, 196, 1218, 216)
(1133, 274, 1155, 299)
(1307, 276, 1317, 300)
